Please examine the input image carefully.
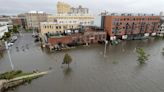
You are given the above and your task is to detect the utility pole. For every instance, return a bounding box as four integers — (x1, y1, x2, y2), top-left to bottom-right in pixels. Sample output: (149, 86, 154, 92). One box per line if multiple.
(5, 41, 14, 70)
(104, 40, 108, 57)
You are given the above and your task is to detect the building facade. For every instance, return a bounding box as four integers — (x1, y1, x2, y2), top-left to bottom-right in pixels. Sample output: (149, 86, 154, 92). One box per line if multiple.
(57, 2, 89, 15)
(40, 2, 94, 37)
(102, 14, 160, 40)
(70, 5, 89, 14)
(18, 14, 27, 29)
(47, 27, 106, 46)
(158, 23, 164, 36)
(11, 17, 22, 26)
(40, 22, 79, 35)
(0, 25, 8, 38)
(47, 14, 94, 26)
(57, 2, 71, 14)
(25, 11, 48, 30)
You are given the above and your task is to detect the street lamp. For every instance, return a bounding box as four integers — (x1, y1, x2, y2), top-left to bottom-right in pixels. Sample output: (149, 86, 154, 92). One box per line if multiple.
(5, 41, 14, 70)
(104, 40, 108, 57)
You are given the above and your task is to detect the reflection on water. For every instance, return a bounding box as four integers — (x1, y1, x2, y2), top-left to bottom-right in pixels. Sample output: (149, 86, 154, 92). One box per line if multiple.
(63, 67, 72, 76)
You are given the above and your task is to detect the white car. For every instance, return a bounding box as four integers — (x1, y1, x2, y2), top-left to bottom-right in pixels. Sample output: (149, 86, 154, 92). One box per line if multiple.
(12, 36, 17, 40)
(7, 43, 14, 47)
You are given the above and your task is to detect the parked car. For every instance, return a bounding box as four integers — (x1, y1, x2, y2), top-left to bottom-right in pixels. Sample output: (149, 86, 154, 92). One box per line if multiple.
(7, 43, 14, 47)
(12, 36, 17, 40)
(34, 38, 39, 42)
(10, 36, 18, 43)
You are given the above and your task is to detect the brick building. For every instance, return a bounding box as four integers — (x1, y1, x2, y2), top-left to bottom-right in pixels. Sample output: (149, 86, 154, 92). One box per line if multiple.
(46, 27, 106, 47)
(102, 14, 161, 40)
(11, 17, 22, 26)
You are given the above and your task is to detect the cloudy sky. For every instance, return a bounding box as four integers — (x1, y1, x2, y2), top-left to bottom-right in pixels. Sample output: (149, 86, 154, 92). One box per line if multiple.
(0, 0, 164, 15)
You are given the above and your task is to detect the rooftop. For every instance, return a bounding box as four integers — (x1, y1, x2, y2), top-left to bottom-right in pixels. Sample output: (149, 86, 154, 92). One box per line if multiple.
(104, 13, 159, 17)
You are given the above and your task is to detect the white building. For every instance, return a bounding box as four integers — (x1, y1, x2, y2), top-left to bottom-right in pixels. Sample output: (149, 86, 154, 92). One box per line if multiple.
(158, 23, 164, 36)
(48, 14, 94, 26)
(0, 24, 8, 38)
(0, 22, 13, 30)
(70, 5, 89, 14)
(0, 16, 13, 30)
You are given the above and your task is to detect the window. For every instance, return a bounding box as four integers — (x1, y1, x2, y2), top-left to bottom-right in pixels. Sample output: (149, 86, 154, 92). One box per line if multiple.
(95, 35, 97, 40)
(99, 35, 101, 39)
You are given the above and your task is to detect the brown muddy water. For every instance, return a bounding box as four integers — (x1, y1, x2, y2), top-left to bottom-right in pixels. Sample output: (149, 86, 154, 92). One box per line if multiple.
(0, 33, 164, 92)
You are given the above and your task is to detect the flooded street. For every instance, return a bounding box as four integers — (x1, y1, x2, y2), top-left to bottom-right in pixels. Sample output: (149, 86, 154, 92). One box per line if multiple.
(0, 33, 164, 92)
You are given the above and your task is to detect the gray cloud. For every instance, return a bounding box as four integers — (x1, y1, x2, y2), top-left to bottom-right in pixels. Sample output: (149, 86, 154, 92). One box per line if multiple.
(0, 0, 163, 15)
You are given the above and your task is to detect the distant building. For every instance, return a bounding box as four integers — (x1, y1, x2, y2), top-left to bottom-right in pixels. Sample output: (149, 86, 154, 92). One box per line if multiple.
(11, 16, 22, 26)
(160, 12, 164, 24)
(101, 13, 161, 40)
(57, 2, 71, 14)
(158, 23, 164, 36)
(0, 16, 13, 30)
(40, 2, 94, 39)
(41, 14, 94, 38)
(0, 24, 8, 38)
(57, 2, 89, 15)
(70, 5, 89, 14)
(18, 14, 27, 29)
(47, 14, 94, 26)
(24, 11, 48, 30)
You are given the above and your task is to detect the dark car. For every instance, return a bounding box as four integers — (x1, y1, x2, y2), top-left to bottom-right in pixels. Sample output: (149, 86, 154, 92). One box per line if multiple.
(34, 38, 39, 42)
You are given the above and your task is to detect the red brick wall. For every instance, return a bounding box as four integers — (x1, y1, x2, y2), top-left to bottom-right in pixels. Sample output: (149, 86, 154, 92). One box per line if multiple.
(48, 36, 72, 45)
(12, 18, 22, 26)
(104, 16, 161, 37)
(48, 31, 106, 45)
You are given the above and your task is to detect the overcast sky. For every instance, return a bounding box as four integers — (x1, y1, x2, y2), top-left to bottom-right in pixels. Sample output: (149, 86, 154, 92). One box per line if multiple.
(0, 0, 163, 15)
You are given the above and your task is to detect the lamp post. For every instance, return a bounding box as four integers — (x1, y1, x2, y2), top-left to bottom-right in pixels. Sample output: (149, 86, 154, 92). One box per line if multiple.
(104, 40, 108, 57)
(5, 41, 14, 70)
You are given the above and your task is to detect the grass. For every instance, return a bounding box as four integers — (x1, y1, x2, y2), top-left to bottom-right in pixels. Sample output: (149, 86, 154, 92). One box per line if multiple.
(0, 70, 33, 80)
(25, 29, 32, 32)
(154, 36, 164, 40)
(112, 61, 119, 64)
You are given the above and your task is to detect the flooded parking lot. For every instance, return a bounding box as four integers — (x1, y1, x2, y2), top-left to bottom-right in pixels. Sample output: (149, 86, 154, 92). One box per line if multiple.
(0, 33, 164, 92)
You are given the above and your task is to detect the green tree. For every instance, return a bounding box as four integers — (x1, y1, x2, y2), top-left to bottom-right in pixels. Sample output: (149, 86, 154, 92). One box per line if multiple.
(13, 25, 19, 33)
(1, 32, 11, 41)
(62, 53, 72, 68)
(136, 48, 150, 64)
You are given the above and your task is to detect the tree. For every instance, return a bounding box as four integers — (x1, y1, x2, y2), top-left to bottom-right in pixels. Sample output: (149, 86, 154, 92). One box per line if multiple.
(13, 25, 19, 33)
(136, 48, 150, 64)
(1, 32, 11, 41)
(62, 53, 72, 68)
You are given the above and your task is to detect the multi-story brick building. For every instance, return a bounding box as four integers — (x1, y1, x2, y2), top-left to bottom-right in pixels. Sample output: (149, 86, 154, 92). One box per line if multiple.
(102, 13, 161, 40)
(11, 16, 22, 26)
(25, 11, 48, 30)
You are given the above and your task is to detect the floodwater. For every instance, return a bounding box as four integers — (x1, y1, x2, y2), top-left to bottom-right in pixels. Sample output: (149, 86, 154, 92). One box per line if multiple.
(0, 33, 164, 92)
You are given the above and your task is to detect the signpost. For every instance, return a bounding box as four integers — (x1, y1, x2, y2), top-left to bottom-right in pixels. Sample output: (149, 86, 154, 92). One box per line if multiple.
(5, 41, 14, 70)
(104, 40, 108, 57)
